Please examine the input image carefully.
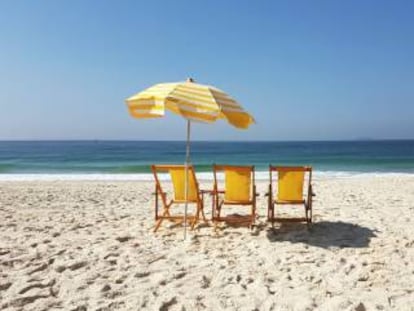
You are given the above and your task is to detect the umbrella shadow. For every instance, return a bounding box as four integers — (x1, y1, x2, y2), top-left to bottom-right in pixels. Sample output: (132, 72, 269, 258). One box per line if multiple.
(266, 221, 377, 249)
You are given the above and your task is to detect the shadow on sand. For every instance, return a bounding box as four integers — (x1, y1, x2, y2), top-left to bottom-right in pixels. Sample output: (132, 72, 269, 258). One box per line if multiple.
(266, 221, 377, 249)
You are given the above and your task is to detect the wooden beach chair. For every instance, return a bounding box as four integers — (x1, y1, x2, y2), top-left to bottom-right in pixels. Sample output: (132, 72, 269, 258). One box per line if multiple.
(151, 165, 207, 232)
(212, 165, 257, 229)
(267, 166, 314, 226)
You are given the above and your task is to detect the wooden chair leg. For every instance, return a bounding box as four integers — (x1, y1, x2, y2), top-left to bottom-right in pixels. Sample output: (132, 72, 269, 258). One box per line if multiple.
(211, 195, 216, 221)
(250, 203, 256, 229)
(153, 218, 163, 232)
(191, 202, 202, 230)
(217, 201, 223, 219)
(191, 216, 198, 230)
(304, 203, 308, 221)
(309, 199, 313, 223)
(155, 190, 159, 221)
(153, 201, 173, 232)
(201, 204, 208, 223)
(212, 201, 222, 233)
(267, 193, 273, 221)
(305, 202, 313, 229)
(269, 204, 272, 220)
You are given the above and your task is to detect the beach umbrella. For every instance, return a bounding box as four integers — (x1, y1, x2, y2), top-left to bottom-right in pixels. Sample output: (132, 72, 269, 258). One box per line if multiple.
(125, 78, 255, 238)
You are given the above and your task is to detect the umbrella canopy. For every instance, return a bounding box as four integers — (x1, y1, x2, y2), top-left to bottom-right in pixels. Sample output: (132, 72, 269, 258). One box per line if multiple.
(126, 78, 255, 128)
(125, 78, 254, 238)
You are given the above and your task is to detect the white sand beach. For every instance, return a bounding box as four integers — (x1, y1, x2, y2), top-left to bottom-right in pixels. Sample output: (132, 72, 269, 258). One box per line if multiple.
(1, 176, 413, 310)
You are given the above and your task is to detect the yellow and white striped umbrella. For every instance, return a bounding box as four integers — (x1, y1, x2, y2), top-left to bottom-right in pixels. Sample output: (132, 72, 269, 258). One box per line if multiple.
(125, 78, 254, 239)
(125, 79, 255, 129)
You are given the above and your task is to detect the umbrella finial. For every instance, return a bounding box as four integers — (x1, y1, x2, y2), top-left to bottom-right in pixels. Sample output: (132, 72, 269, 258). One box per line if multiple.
(186, 77, 195, 83)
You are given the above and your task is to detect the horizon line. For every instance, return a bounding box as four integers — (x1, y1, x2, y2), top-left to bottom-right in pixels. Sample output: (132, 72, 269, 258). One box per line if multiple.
(0, 138, 413, 143)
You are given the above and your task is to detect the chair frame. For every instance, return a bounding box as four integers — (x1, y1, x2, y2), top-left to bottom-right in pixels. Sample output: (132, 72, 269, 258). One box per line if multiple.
(267, 165, 314, 226)
(151, 164, 207, 232)
(212, 164, 257, 229)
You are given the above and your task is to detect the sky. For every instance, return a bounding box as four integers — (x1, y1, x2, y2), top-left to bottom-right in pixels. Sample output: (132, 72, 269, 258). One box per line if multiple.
(0, 0, 413, 141)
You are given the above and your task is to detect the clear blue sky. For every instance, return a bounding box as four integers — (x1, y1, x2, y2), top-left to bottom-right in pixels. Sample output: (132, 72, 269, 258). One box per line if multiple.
(0, 0, 413, 141)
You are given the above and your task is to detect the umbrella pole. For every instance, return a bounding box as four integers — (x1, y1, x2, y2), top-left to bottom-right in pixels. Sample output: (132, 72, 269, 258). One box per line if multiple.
(184, 119, 191, 240)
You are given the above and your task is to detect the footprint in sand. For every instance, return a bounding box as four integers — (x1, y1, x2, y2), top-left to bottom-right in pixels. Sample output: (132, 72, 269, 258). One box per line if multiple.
(71, 305, 87, 311)
(116, 236, 133, 243)
(173, 272, 186, 280)
(159, 297, 177, 311)
(28, 263, 48, 275)
(55, 265, 66, 273)
(7, 294, 50, 308)
(201, 275, 211, 289)
(18, 279, 56, 295)
(68, 261, 88, 271)
(0, 250, 11, 256)
(0, 282, 12, 291)
(115, 275, 128, 284)
(135, 271, 150, 278)
(103, 252, 119, 260)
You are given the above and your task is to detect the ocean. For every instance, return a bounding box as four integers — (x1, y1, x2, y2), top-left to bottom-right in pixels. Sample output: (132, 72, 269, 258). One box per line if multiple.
(0, 140, 413, 180)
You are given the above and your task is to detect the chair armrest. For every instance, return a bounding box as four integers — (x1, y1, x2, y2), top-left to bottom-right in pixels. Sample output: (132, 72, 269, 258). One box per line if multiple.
(211, 189, 225, 194)
(200, 189, 214, 194)
(200, 189, 216, 198)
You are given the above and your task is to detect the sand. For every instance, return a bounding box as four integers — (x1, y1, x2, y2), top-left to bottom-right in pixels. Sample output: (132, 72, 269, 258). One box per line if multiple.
(0, 176, 413, 311)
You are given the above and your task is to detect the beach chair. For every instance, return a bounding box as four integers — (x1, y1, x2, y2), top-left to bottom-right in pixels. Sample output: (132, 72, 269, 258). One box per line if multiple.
(151, 165, 207, 232)
(267, 166, 314, 226)
(212, 165, 257, 229)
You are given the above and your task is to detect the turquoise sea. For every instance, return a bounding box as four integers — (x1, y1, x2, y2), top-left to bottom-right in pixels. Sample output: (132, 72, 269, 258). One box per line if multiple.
(0, 140, 413, 180)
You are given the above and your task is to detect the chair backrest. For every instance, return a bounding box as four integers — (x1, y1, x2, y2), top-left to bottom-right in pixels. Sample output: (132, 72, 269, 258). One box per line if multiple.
(213, 165, 254, 202)
(269, 166, 312, 201)
(151, 165, 199, 202)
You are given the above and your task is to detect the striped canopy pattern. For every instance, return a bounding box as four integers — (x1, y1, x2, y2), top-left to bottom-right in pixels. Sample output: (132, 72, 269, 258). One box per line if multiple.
(125, 80, 255, 129)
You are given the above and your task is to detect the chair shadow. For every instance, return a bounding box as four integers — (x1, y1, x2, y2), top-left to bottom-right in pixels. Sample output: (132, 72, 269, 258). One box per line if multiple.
(215, 214, 253, 228)
(266, 221, 377, 249)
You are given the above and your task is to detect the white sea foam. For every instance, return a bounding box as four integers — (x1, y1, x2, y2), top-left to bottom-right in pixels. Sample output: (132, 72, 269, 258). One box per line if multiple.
(0, 171, 412, 182)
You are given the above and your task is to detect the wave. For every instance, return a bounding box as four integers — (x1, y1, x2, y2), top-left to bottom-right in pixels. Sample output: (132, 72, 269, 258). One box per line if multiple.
(2, 141, 414, 175)
(0, 171, 413, 181)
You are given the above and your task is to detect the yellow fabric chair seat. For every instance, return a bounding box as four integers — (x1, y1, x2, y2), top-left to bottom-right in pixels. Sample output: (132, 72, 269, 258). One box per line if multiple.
(224, 168, 251, 202)
(277, 171, 305, 201)
(267, 165, 313, 225)
(170, 167, 198, 201)
(151, 165, 207, 232)
(212, 165, 256, 229)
